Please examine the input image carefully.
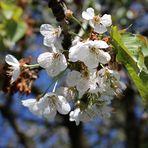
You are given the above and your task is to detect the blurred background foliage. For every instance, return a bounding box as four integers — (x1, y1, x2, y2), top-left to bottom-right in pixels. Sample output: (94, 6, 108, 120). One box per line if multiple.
(0, 1, 27, 50)
(0, 0, 148, 148)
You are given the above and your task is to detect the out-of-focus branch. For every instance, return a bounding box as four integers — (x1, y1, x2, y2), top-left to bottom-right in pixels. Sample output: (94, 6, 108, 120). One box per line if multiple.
(63, 115, 88, 148)
(123, 87, 143, 148)
(0, 96, 35, 148)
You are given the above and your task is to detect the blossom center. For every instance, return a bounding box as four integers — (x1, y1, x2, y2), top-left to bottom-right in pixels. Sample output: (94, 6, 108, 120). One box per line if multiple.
(53, 53, 60, 59)
(90, 47, 99, 55)
(82, 70, 89, 79)
(53, 27, 61, 37)
(47, 95, 57, 105)
(93, 15, 100, 25)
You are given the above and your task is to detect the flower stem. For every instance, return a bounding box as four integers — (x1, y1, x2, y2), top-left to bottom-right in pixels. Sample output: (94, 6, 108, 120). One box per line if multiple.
(71, 16, 85, 31)
(100, 64, 104, 68)
(42, 69, 67, 97)
(23, 64, 40, 69)
(69, 31, 82, 37)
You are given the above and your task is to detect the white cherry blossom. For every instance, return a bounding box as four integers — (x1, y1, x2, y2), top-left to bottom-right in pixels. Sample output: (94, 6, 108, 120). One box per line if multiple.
(66, 70, 101, 97)
(69, 104, 112, 125)
(56, 86, 75, 101)
(66, 70, 81, 87)
(96, 68, 123, 97)
(66, 67, 122, 99)
(69, 107, 94, 126)
(76, 71, 100, 97)
(40, 24, 61, 47)
(5, 54, 20, 84)
(82, 7, 112, 34)
(22, 92, 71, 120)
(69, 40, 111, 69)
(22, 99, 42, 116)
(69, 108, 81, 125)
(37, 51, 67, 77)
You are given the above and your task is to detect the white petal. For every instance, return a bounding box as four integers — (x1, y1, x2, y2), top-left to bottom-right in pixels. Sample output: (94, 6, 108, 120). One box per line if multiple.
(56, 87, 75, 101)
(38, 52, 67, 77)
(73, 42, 97, 68)
(11, 65, 20, 83)
(76, 78, 89, 98)
(5, 55, 20, 83)
(22, 99, 41, 115)
(101, 14, 112, 27)
(82, 8, 94, 20)
(93, 40, 109, 48)
(40, 24, 54, 36)
(38, 93, 57, 119)
(82, 50, 99, 68)
(56, 87, 68, 97)
(69, 111, 75, 121)
(94, 24, 107, 34)
(43, 36, 55, 47)
(72, 37, 81, 46)
(66, 70, 81, 87)
(46, 53, 67, 77)
(22, 99, 36, 107)
(5, 54, 19, 66)
(98, 50, 111, 64)
(37, 52, 53, 68)
(69, 42, 84, 62)
(69, 108, 81, 125)
(56, 96, 71, 114)
(37, 94, 49, 110)
(74, 43, 99, 68)
(89, 20, 95, 28)
(43, 106, 57, 120)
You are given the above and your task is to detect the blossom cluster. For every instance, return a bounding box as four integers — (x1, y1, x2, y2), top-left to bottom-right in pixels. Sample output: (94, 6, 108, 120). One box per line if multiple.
(5, 8, 125, 125)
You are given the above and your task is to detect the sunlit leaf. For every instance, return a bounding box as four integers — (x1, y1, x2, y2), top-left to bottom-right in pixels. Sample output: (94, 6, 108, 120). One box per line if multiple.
(137, 35, 148, 57)
(0, 1, 23, 20)
(5, 20, 27, 43)
(12, 22, 27, 42)
(121, 32, 147, 73)
(111, 26, 138, 72)
(126, 63, 148, 103)
(5, 20, 17, 39)
(111, 26, 148, 101)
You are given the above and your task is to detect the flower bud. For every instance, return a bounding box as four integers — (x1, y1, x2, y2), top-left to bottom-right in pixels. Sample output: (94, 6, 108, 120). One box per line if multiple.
(65, 9, 73, 18)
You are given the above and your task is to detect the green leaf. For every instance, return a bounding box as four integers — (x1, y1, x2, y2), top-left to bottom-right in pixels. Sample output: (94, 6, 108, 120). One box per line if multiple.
(111, 26, 148, 101)
(0, 1, 14, 19)
(0, 1, 23, 20)
(12, 22, 27, 42)
(137, 35, 148, 57)
(0, 35, 5, 50)
(126, 63, 148, 103)
(111, 26, 138, 72)
(121, 32, 147, 73)
(5, 20, 27, 43)
(5, 20, 18, 39)
(140, 71, 148, 84)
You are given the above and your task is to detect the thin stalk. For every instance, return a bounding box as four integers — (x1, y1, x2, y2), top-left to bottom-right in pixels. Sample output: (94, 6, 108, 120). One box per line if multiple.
(41, 69, 67, 97)
(23, 64, 40, 69)
(69, 31, 82, 37)
(71, 16, 85, 32)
